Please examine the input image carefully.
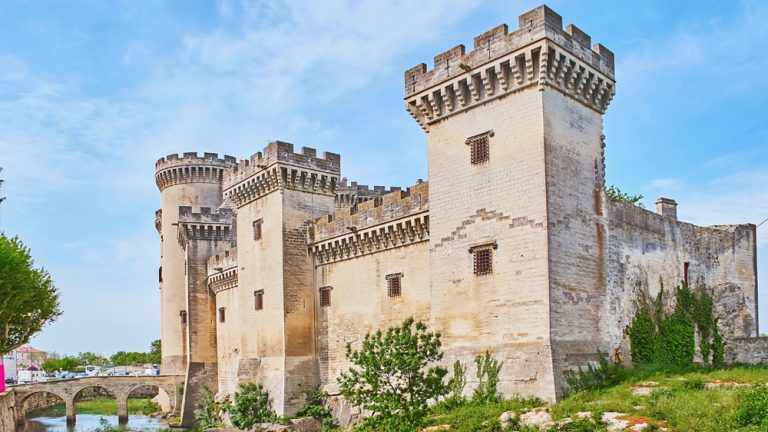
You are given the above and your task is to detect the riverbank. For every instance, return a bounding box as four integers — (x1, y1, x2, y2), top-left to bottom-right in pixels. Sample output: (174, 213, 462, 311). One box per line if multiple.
(31, 398, 159, 417)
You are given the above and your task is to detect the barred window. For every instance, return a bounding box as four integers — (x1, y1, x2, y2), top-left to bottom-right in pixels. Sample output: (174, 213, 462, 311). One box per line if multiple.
(319, 286, 332, 307)
(254, 290, 264, 311)
(466, 131, 493, 165)
(179, 310, 187, 325)
(473, 247, 493, 276)
(253, 219, 263, 240)
(218, 307, 226, 323)
(386, 273, 403, 297)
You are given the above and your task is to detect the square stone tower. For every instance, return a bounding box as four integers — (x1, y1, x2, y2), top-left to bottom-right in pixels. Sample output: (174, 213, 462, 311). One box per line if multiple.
(405, 5, 615, 400)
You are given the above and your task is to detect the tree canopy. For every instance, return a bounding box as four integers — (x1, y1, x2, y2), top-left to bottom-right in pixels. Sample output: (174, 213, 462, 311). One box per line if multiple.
(0, 234, 61, 354)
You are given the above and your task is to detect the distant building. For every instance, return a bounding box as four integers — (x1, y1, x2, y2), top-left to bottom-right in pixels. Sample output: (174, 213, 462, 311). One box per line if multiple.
(15, 346, 47, 370)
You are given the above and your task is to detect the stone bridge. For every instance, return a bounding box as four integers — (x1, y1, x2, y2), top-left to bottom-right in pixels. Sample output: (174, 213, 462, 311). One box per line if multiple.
(11, 375, 184, 425)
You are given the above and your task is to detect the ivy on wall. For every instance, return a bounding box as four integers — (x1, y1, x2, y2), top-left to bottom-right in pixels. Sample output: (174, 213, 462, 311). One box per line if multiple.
(629, 281, 724, 368)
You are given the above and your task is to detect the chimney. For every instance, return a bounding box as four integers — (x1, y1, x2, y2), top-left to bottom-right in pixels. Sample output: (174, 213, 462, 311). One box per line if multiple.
(656, 197, 678, 220)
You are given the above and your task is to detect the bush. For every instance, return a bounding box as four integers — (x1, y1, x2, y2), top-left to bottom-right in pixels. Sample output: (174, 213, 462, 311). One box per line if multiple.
(563, 353, 626, 394)
(734, 383, 768, 427)
(473, 352, 503, 403)
(228, 382, 277, 429)
(193, 385, 223, 431)
(338, 317, 448, 431)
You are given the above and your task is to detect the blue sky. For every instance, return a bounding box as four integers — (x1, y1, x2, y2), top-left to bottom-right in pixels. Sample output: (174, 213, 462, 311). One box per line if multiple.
(0, 0, 766, 356)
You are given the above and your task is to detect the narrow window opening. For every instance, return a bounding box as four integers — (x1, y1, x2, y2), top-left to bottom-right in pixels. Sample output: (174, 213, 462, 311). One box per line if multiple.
(179, 310, 187, 325)
(319, 286, 332, 307)
(218, 307, 226, 323)
(253, 219, 263, 240)
(386, 273, 403, 297)
(684, 262, 690, 287)
(473, 247, 494, 276)
(466, 131, 493, 165)
(159, 266, 163, 283)
(254, 290, 264, 311)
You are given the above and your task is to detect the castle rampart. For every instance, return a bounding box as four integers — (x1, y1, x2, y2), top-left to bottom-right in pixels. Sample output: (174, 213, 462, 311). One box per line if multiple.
(155, 152, 236, 191)
(223, 141, 340, 208)
(335, 177, 404, 208)
(405, 5, 614, 131)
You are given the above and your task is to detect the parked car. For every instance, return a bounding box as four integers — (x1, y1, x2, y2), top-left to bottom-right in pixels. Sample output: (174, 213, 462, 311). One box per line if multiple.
(4, 378, 15, 385)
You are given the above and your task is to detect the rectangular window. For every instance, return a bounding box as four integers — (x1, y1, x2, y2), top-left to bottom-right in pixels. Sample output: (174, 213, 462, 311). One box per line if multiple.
(218, 307, 226, 323)
(684, 262, 690, 287)
(319, 286, 332, 307)
(179, 310, 187, 325)
(386, 273, 403, 297)
(466, 131, 492, 165)
(254, 290, 264, 311)
(473, 247, 493, 276)
(253, 219, 263, 240)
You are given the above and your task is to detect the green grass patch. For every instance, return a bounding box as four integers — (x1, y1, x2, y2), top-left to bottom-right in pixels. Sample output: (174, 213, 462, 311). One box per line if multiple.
(426, 397, 544, 431)
(31, 398, 159, 417)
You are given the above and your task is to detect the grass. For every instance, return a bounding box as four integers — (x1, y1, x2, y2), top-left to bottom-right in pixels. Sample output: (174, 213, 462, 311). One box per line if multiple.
(423, 365, 768, 431)
(551, 365, 768, 432)
(32, 397, 160, 417)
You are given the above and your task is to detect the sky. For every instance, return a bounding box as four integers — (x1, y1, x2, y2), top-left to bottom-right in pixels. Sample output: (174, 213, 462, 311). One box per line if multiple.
(0, 0, 766, 357)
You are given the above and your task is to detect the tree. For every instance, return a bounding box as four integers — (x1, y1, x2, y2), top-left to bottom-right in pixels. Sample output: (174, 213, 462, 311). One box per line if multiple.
(338, 317, 448, 431)
(148, 339, 161, 364)
(0, 234, 61, 354)
(605, 185, 644, 208)
(227, 383, 277, 428)
(77, 352, 109, 366)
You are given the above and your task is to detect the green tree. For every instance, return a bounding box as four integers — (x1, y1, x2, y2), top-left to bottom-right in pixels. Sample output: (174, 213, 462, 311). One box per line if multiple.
(605, 185, 644, 208)
(0, 233, 62, 354)
(193, 385, 223, 431)
(77, 352, 108, 366)
(148, 339, 161, 364)
(227, 382, 277, 428)
(472, 351, 503, 403)
(338, 317, 448, 431)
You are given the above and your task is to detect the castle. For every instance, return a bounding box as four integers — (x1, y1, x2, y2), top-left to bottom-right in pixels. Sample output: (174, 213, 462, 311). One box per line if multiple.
(154, 6, 759, 426)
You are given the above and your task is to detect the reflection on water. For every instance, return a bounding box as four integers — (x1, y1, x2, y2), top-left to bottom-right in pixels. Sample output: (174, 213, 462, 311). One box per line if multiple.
(19, 414, 170, 432)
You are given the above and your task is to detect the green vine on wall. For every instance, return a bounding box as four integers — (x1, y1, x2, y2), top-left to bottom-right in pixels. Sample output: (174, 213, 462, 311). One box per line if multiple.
(629, 281, 724, 369)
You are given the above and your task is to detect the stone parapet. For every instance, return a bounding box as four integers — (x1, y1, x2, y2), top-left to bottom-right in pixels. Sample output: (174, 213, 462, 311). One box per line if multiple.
(223, 141, 340, 208)
(207, 248, 238, 293)
(335, 177, 404, 208)
(155, 152, 236, 191)
(309, 182, 429, 264)
(177, 207, 234, 246)
(405, 5, 615, 131)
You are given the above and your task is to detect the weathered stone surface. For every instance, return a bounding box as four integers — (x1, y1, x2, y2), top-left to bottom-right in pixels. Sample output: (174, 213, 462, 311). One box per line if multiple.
(519, 409, 553, 429)
(290, 417, 322, 432)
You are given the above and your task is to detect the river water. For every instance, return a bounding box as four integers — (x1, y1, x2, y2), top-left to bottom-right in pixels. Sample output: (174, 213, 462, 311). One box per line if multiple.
(18, 414, 170, 432)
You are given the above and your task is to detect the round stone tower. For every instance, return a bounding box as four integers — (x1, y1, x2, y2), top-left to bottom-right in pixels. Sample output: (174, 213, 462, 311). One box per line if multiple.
(155, 152, 236, 375)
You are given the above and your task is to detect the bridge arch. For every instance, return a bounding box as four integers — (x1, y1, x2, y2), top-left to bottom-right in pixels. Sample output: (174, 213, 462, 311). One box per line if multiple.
(18, 390, 68, 423)
(72, 385, 119, 424)
(125, 383, 175, 415)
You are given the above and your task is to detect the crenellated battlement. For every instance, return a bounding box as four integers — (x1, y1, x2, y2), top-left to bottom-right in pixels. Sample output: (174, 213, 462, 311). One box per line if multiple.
(222, 141, 341, 208)
(177, 207, 234, 246)
(207, 248, 238, 293)
(311, 180, 429, 243)
(335, 177, 404, 208)
(155, 152, 237, 191)
(404, 5, 615, 130)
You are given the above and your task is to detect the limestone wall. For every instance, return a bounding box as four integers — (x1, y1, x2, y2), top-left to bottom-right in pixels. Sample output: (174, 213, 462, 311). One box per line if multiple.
(726, 337, 768, 364)
(0, 390, 17, 432)
(426, 87, 555, 401)
(604, 200, 758, 362)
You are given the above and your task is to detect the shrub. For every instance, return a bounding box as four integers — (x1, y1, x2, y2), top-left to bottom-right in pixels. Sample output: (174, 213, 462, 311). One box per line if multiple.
(473, 352, 503, 403)
(228, 382, 277, 429)
(338, 317, 448, 431)
(734, 383, 768, 427)
(193, 385, 223, 431)
(438, 360, 468, 410)
(563, 353, 625, 394)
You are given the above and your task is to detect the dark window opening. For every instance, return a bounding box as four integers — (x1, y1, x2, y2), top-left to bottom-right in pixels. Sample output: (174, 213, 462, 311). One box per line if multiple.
(218, 307, 226, 323)
(386, 273, 403, 297)
(320, 286, 332, 307)
(254, 290, 264, 311)
(684, 262, 690, 287)
(179, 310, 187, 325)
(466, 131, 493, 165)
(253, 219, 263, 240)
(159, 266, 163, 283)
(473, 247, 493, 276)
